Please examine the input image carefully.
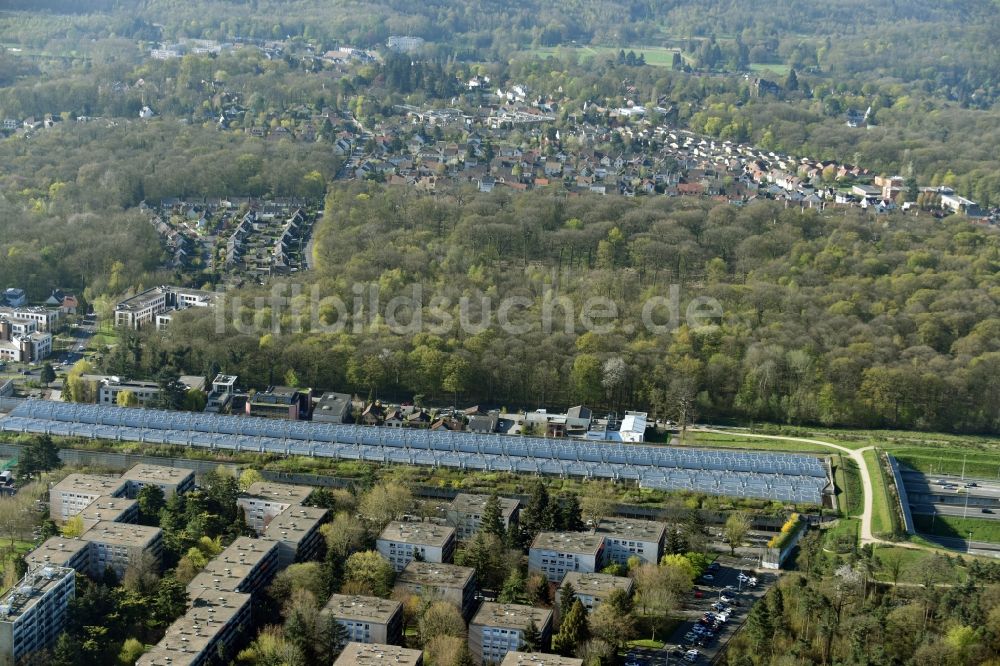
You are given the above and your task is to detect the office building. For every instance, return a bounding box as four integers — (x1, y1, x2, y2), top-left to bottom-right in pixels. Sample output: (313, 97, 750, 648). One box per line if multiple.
(377, 522, 456, 572)
(446, 493, 520, 540)
(560, 572, 634, 611)
(48, 474, 128, 523)
(186, 537, 280, 597)
(262, 505, 327, 567)
(87, 376, 206, 408)
(334, 642, 423, 666)
(114, 286, 216, 330)
(137, 590, 252, 666)
(245, 385, 312, 420)
(394, 561, 477, 618)
(528, 532, 605, 583)
(0, 566, 75, 666)
(595, 517, 666, 566)
(81, 521, 163, 578)
(120, 463, 196, 498)
(469, 603, 553, 665)
(237, 482, 313, 533)
(312, 391, 353, 423)
(322, 595, 403, 645)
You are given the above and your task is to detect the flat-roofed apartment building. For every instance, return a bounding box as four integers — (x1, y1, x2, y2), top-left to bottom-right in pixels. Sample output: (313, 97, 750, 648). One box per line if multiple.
(114, 285, 216, 330)
(77, 495, 138, 531)
(49, 474, 128, 523)
(446, 493, 520, 540)
(87, 376, 206, 408)
(81, 521, 163, 578)
(262, 505, 327, 567)
(469, 603, 553, 665)
(528, 532, 605, 583)
(0, 566, 75, 666)
(394, 561, 477, 618)
(500, 653, 583, 666)
(322, 594, 403, 645)
(595, 517, 666, 565)
(377, 521, 456, 572)
(25, 538, 90, 572)
(237, 482, 313, 533)
(186, 537, 280, 597)
(137, 590, 252, 666)
(120, 463, 196, 498)
(560, 572, 634, 611)
(334, 642, 423, 666)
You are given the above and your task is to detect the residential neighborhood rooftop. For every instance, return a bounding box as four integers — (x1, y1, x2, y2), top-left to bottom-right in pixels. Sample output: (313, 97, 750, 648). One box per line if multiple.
(471, 602, 553, 630)
(397, 561, 475, 589)
(334, 642, 424, 666)
(262, 505, 327, 545)
(241, 481, 313, 504)
(380, 521, 455, 548)
(561, 571, 635, 596)
(595, 517, 666, 542)
(323, 594, 402, 624)
(51, 473, 127, 496)
(121, 463, 195, 486)
(500, 653, 584, 666)
(80, 521, 161, 548)
(24, 537, 88, 568)
(530, 531, 605, 555)
(449, 492, 519, 517)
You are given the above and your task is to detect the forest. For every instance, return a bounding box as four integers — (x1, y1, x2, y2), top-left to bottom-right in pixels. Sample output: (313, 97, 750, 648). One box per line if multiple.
(120, 183, 1000, 435)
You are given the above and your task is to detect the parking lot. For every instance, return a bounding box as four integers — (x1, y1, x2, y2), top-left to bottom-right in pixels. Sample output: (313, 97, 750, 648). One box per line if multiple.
(624, 555, 777, 665)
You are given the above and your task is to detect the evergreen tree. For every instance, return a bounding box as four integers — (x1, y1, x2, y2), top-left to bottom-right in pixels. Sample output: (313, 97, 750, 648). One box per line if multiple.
(136, 485, 165, 526)
(666, 526, 688, 555)
(40, 362, 55, 387)
(557, 494, 583, 531)
(746, 595, 773, 652)
(153, 576, 189, 627)
(559, 581, 577, 616)
(785, 68, 799, 92)
(155, 367, 188, 410)
(520, 481, 553, 543)
(318, 613, 351, 662)
(552, 599, 589, 656)
(481, 492, 505, 539)
(499, 569, 526, 604)
(15, 434, 62, 482)
(521, 619, 542, 652)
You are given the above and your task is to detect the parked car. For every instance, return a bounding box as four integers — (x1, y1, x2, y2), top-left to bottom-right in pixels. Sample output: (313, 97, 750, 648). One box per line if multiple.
(721, 594, 734, 603)
(693, 589, 704, 598)
(701, 574, 715, 582)
(685, 649, 700, 662)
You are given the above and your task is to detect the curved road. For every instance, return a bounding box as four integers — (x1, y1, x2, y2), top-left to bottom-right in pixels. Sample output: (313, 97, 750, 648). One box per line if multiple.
(694, 427, 877, 544)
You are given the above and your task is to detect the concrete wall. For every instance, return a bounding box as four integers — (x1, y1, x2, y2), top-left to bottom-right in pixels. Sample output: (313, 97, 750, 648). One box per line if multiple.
(886, 454, 915, 535)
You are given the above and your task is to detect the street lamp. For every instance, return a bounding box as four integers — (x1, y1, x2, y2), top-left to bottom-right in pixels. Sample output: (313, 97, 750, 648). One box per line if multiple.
(968, 530, 974, 554)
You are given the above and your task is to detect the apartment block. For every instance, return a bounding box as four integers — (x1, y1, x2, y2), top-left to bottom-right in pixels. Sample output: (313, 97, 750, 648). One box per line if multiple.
(120, 463, 196, 498)
(394, 561, 477, 618)
(114, 285, 216, 330)
(77, 495, 139, 531)
(446, 493, 520, 540)
(245, 385, 312, 420)
(48, 474, 128, 523)
(377, 521, 456, 572)
(237, 482, 313, 533)
(0, 306, 60, 332)
(186, 537, 281, 598)
(528, 532, 605, 583)
(469, 603, 553, 665)
(137, 590, 252, 666)
(25, 538, 90, 572)
(560, 572, 634, 611)
(81, 521, 163, 579)
(500, 653, 583, 666)
(0, 566, 75, 666)
(334, 642, 423, 666)
(262, 505, 327, 567)
(322, 595, 403, 645)
(88, 376, 206, 408)
(595, 517, 666, 566)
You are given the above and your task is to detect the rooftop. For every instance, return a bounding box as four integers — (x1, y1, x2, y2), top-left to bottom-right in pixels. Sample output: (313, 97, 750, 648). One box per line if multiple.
(121, 463, 196, 486)
(334, 642, 424, 666)
(561, 572, 635, 597)
(241, 481, 313, 505)
(500, 653, 583, 666)
(187, 537, 279, 594)
(396, 561, 475, 589)
(249, 385, 302, 405)
(315, 391, 352, 414)
(78, 495, 137, 525)
(81, 521, 162, 548)
(471, 602, 553, 631)
(0, 566, 74, 623)
(379, 521, 455, 548)
(323, 594, 402, 624)
(263, 505, 328, 545)
(449, 493, 520, 517)
(530, 531, 605, 556)
(139, 590, 251, 665)
(25, 537, 89, 569)
(52, 473, 127, 497)
(595, 517, 666, 542)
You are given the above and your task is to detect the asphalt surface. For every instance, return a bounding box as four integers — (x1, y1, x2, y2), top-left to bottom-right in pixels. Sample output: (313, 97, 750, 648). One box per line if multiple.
(624, 556, 777, 666)
(899, 468, 1000, 557)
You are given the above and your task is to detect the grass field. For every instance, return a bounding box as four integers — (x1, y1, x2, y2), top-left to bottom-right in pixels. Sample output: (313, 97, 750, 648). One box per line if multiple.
(686, 431, 832, 454)
(750, 62, 791, 76)
(913, 514, 1000, 544)
(873, 545, 969, 585)
(524, 44, 682, 67)
(864, 449, 899, 537)
(833, 454, 863, 517)
(892, 447, 1000, 479)
(822, 518, 859, 553)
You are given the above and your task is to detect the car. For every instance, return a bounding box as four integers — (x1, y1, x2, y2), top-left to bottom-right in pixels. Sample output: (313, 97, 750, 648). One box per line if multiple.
(967, 482, 979, 488)
(693, 589, 704, 598)
(737, 572, 749, 581)
(707, 562, 721, 571)
(685, 649, 700, 662)
(712, 602, 726, 611)
(983, 508, 994, 514)
(748, 577, 758, 587)
(684, 632, 698, 642)
(625, 661, 641, 666)
(721, 594, 734, 603)
(697, 637, 710, 647)
(724, 585, 736, 591)
(701, 574, 714, 582)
